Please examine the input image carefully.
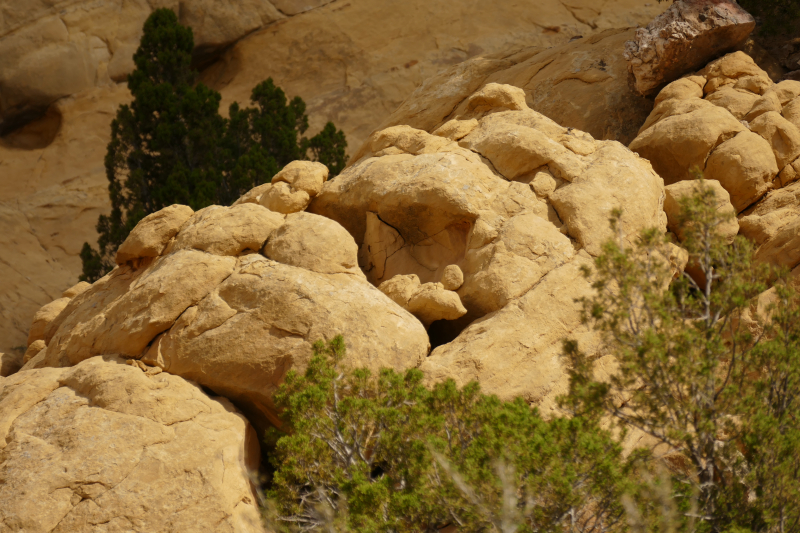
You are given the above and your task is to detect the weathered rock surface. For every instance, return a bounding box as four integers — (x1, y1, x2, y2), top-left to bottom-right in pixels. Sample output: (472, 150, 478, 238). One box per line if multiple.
(32, 203, 429, 429)
(631, 52, 800, 213)
(315, 84, 665, 327)
(740, 180, 800, 271)
(350, 27, 660, 164)
(0, 85, 130, 357)
(0, 356, 263, 533)
(0, 0, 284, 132)
(624, 0, 755, 96)
(1, 1, 667, 355)
(116, 204, 194, 263)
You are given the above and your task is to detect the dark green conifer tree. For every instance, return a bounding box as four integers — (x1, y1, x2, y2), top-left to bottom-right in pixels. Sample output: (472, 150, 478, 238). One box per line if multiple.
(80, 9, 347, 282)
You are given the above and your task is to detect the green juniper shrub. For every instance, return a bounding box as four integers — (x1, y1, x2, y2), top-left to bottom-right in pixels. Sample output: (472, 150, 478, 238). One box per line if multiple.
(80, 9, 347, 282)
(562, 177, 800, 532)
(265, 336, 636, 532)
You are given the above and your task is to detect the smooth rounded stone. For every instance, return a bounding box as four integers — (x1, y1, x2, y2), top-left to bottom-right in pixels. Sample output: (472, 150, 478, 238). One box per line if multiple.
(783, 97, 800, 132)
(441, 264, 464, 290)
(263, 212, 363, 276)
(22, 339, 46, 365)
(43, 250, 237, 367)
(271, 160, 329, 196)
(704, 131, 779, 212)
(140, 255, 430, 429)
(172, 203, 285, 256)
(406, 282, 467, 326)
(664, 180, 739, 243)
(378, 274, 422, 307)
(116, 204, 194, 264)
(61, 281, 91, 299)
(654, 76, 705, 105)
(624, 2, 755, 96)
(750, 111, 800, 170)
(259, 181, 312, 214)
(27, 297, 70, 346)
(629, 103, 746, 185)
(0, 356, 263, 533)
(701, 52, 771, 96)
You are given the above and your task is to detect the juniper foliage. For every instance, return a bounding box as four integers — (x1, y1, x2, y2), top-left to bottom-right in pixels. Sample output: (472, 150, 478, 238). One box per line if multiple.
(80, 9, 347, 282)
(562, 178, 800, 532)
(265, 336, 634, 532)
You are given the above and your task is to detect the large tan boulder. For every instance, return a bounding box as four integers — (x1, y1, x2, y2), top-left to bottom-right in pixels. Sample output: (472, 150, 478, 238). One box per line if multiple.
(263, 212, 363, 276)
(704, 131, 779, 212)
(664, 180, 739, 243)
(623, 0, 755, 96)
(313, 84, 665, 324)
(173, 203, 285, 256)
(115, 204, 194, 264)
(0, 356, 263, 533)
(629, 102, 745, 184)
(43, 250, 238, 368)
(36, 202, 429, 430)
(140, 255, 430, 428)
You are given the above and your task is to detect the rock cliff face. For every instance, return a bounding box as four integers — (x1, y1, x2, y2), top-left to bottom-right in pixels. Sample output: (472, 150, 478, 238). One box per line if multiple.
(0, 0, 667, 357)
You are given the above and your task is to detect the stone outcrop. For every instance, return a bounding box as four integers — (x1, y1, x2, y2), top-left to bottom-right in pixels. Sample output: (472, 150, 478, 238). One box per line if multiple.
(314, 85, 665, 325)
(624, 0, 756, 96)
(29, 188, 429, 429)
(0, 356, 263, 533)
(631, 52, 800, 213)
(0, 0, 668, 356)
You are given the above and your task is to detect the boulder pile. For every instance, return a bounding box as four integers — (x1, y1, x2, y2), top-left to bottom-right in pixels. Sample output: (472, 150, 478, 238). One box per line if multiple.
(6, 3, 800, 530)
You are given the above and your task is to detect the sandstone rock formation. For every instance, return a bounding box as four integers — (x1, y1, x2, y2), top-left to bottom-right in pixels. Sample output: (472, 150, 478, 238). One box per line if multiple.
(28, 188, 429, 429)
(739, 180, 800, 272)
(631, 52, 800, 213)
(0, 0, 668, 356)
(624, 0, 756, 96)
(0, 356, 263, 532)
(311, 83, 666, 404)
